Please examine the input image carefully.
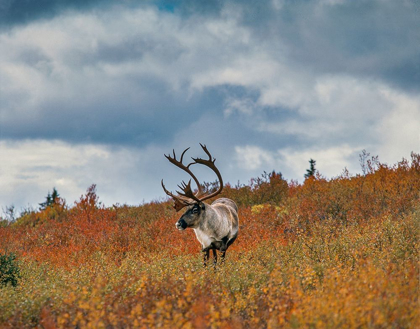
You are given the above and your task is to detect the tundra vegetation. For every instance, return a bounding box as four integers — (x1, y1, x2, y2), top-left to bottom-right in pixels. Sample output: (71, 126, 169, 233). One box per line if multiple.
(0, 152, 419, 328)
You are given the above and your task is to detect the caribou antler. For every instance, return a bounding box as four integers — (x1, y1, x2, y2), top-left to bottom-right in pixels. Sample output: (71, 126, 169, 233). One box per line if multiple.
(164, 147, 204, 196)
(191, 143, 224, 202)
(161, 179, 194, 211)
(161, 147, 202, 211)
(162, 144, 224, 211)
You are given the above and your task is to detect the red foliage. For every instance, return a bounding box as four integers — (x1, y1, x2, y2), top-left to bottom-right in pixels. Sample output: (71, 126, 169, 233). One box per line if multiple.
(0, 153, 418, 328)
(1, 154, 419, 269)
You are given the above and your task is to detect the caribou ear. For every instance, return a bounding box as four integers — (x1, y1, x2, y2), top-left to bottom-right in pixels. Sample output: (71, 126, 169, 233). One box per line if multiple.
(200, 202, 205, 210)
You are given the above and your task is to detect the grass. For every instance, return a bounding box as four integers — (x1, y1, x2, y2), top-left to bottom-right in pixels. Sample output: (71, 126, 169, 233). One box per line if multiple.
(0, 153, 419, 328)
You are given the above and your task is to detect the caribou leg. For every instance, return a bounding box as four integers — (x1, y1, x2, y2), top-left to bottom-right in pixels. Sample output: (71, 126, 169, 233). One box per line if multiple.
(220, 251, 226, 264)
(203, 250, 210, 267)
(212, 249, 218, 266)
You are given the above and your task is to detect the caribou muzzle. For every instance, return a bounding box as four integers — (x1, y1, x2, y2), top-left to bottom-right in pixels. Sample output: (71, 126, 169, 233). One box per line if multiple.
(175, 219, 187, 230)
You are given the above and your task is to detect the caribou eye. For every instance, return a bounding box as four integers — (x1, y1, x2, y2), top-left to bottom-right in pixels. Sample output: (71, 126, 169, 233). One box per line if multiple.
(192, 206, 199, 214)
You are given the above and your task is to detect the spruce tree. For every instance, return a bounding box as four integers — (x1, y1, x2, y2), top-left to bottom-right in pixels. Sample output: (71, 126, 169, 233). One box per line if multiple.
(304, 159, 316, 179)
(39, 188, 59, 210)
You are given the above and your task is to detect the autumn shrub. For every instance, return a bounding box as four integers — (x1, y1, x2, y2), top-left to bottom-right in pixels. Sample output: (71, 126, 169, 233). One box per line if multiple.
(0, 153, 418, 328)
(14, 197, 68, 227)
(281, 152, 420, 232)
(221, 171, 288, 207)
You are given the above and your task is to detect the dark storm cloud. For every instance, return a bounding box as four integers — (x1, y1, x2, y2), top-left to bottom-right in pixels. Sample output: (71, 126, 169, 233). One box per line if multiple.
(1, 0, 417, 149)
(165, 0, 420, 91)
(0, 0, 113, 27)
(161, 0, 223, 16)
(1, 78, 200, 145)
(3, 86, 257, 147)
(3, 0, 419, 90)
(232, 0, 420, 92)
(0, 3, 272, 147)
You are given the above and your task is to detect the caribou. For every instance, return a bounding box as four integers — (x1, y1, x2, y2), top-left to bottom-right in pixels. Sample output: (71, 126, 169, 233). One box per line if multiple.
(161, 144, 239, 267)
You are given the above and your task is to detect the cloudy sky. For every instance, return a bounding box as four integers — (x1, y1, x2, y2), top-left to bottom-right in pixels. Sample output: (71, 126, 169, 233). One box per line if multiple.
(1, 0, 419, 212)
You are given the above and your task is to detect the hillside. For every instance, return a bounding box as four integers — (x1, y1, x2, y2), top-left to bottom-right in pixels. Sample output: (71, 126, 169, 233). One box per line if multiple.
(0, 153, 419, 328)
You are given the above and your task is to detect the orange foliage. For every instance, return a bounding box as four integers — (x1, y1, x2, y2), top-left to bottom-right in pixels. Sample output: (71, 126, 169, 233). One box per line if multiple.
(0, 153, 419, 328)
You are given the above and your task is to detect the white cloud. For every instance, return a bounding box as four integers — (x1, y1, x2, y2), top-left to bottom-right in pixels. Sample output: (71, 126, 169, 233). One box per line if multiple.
(256, 76, 404, 140)
(234, 144, 361, 182)
(375, 89, 420, 163)
(234, 145, 279, 171)
(1, 1, 419, 211)
(0, 140, 168, 210)
(224, 97, 257, 117)
(278, 145, 361, 179)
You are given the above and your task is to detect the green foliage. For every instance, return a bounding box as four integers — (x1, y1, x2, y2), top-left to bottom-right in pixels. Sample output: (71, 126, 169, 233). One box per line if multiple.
(304, 158, 316, 179)
(0, 253, 20, 288)
(0, 219, 9, 228)
(39, 188, 60, 211)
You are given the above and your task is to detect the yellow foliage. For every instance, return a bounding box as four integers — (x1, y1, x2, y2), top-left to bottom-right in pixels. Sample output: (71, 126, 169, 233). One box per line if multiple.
(0, 154, 419, 328)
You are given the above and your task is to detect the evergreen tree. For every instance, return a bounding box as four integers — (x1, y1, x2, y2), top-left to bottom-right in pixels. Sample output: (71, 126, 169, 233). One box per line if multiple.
(39, 188, 59, 210)
(51, 188, 59, 202)
(304, 159, 316, 179)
